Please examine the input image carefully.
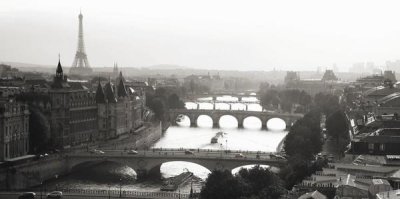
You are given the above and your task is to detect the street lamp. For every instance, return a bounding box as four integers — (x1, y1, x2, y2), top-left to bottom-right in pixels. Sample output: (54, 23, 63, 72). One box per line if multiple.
(40, 181, 43, 199)
(119, 178, 122, 198)
(108, 184, 111, 199)
(220, 143, 223, 158)
(55, 174, 58, 191)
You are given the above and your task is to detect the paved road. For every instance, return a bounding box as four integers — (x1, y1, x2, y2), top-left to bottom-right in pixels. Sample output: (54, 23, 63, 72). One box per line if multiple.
(79, 148, 282, 162)
(0, 192, 186, 199)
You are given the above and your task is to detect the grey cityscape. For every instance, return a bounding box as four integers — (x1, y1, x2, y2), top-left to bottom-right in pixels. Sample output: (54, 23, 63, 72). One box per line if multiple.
(1, 0, 400, 199)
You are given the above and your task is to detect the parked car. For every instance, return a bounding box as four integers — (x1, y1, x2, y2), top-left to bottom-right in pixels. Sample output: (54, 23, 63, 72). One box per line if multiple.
(127, 150, 138, 155)
(328, 154, 335, 162)
(47, 191, 62, 198)
(235, 153, 245, 158)
(185, 150, 194, 155)
(270, 154, 286, 160)
(89, 149, 105, 154)
(18, 192, 36, 199)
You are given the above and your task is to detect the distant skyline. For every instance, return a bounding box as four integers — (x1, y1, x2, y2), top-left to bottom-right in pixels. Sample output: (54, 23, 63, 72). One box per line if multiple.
(2, 0, 400, 71)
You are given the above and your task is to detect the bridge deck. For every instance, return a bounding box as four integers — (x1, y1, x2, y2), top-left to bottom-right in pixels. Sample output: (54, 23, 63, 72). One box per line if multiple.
(68, 149, 286, 164)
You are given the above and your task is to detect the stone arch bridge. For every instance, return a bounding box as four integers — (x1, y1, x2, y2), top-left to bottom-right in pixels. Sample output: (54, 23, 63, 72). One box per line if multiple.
(169, 109, 303, 129)
(66, 149, 286, 180)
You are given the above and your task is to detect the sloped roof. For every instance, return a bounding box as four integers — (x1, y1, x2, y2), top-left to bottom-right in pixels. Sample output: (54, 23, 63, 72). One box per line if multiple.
(104, 81, 117, 103)
(364, 86, 385, 96)
(95, 82, 106, 103)
(117, 72, 128, 97)
(69, 82, 87, 90)
(298, 190, 327, 199)
(365, 86, 400, 97)
(377, 92, 400, 104)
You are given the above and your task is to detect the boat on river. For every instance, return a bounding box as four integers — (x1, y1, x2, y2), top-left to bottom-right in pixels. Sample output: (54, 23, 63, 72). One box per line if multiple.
(161, 171, 193, 191)
(211, 131, 225, 143)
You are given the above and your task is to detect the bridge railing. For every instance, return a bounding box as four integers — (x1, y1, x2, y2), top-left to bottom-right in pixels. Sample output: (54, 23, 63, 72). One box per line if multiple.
(97, 147, 278, 155)
(150, 147, 276, 155)
(62, 188, 192, 198)
(71, 148, 287, 163)
(5, 188, 192, 199)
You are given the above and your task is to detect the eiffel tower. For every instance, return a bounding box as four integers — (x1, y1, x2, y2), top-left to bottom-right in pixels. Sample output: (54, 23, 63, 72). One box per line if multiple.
(70, 11, 92, 75)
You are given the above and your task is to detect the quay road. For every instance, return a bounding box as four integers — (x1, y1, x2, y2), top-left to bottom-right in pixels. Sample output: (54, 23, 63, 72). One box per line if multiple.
(0, 189, 192, 199)
(93, 148, 280, 159)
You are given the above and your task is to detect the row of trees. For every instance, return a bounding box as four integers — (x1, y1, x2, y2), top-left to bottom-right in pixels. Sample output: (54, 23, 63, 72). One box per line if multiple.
(280, 92, 349, 189)
(259, 89, 312, 113)
(200, 166, 286, 199)
(280, 110, 326, 188)
(146, 87, 185, 122)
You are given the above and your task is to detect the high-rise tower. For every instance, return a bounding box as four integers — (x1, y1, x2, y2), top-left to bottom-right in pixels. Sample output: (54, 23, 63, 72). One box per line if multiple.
(70, 11, 92, 75)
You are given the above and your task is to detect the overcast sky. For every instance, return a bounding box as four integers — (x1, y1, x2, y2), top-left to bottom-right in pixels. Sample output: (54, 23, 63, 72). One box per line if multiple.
(1, 0, 400, 71)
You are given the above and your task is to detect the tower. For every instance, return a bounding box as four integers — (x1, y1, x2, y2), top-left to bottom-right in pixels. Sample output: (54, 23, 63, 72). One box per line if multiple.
(70, 11, 92, 75)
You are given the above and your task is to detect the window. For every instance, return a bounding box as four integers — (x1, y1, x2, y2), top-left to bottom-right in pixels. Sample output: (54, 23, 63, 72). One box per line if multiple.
(368, 143, 374, 150)
(379, 144, 385, 151)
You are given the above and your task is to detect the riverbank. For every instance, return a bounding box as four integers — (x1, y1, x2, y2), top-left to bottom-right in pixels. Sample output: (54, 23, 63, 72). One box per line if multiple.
(96, 121, 163, 150)
(276, 133, 287, 153)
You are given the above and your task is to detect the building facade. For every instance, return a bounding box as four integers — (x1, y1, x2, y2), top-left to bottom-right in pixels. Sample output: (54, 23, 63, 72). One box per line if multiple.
(0, 99, 30, 161)
(49, 60, 97, 148)
(96, 72, 144, 139)
(285, 70, 345, 96)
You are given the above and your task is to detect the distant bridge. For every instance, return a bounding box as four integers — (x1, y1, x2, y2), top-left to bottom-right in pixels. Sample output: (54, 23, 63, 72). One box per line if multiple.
(184, 92, 259, 101)
(168, 109, 303, 129)
(66, 149, 287, 180)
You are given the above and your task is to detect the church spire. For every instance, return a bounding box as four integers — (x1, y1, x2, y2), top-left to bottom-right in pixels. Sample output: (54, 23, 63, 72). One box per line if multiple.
(56, 55, 63, 78)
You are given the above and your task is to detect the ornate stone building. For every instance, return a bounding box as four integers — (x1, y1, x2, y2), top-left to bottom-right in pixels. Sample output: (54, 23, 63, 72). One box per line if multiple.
(49, 60, 97, 148)
(285, 70, 345, 96)
(0, 99, 30, 161)
(96, 72, 145, 139)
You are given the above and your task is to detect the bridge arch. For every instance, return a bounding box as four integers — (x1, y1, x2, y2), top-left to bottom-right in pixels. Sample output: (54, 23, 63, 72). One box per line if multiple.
(69, 160, 138, 181)
(218, 115, 239, 128)
(148, 161, 212, 180)
(231, 164, 270, 175)
(174, 114, 191, 127)
(266, 118, 287, 131)
(242, 116, 262, 129)
(196, 115, 213, 128)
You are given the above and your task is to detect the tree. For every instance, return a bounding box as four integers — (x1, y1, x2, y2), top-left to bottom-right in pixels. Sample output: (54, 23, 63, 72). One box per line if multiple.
(284, 110, 322, 160)
(326, 110, 349, 141)
(314, 93, 340, 116)
(29, 108, 50, 152)
(148, 98, 166, 121)
(201, 170, 244, 199)
(168, 93, 185, 109)
(326, 110, 349, 156)
(237, 165, 285, 198)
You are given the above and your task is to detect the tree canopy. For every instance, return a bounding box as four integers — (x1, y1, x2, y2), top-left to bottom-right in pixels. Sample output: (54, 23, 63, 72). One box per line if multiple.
(200, 166, 286, 199)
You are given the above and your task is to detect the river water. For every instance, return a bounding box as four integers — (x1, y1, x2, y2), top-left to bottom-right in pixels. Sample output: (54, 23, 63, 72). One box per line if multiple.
(44, 96, 288, 194)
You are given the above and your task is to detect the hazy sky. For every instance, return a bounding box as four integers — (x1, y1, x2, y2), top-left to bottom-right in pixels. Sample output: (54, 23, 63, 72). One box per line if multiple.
(1, 0, 400, 71)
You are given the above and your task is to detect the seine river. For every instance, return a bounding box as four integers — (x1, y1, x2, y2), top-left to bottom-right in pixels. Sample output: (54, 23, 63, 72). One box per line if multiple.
(45, 96, 288, 194)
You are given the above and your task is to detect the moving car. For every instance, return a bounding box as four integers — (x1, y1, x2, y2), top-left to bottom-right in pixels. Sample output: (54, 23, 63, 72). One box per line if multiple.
(127, 150, 138, 155)
(18, 192, 36, 199)
(235, 153, 245, 158)
(47, 191, 62, 198)
(185, 150, 194, 155)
